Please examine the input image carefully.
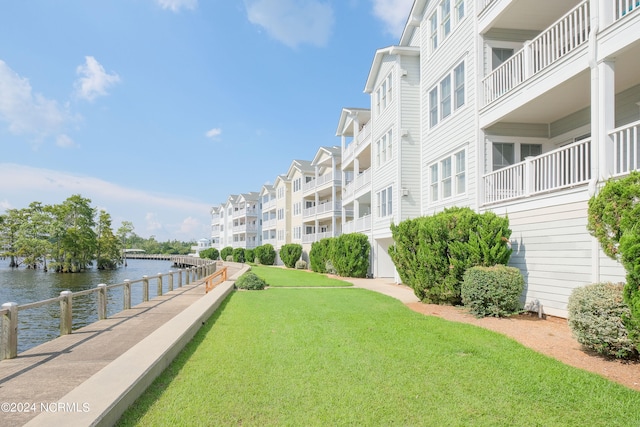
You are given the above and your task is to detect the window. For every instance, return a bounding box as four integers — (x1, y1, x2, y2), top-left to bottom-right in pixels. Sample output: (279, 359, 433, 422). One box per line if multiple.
(376, 73, 393, 114)
(376, 129, 393, 166)
(455, 0, 465, 22)
(293, 178, 302, 192)
(455, 151, 466, 194)
(441, 0, 451, 39)
(277, 208, 284, 220)
(520, 144, 542, 161)
(293, 202, 301, 216)
(440, 75, 451, 119)
(429, 88, 438, 127)
(492, 48, 514, 70)
(429, 12, 438, 51)
(277, 187, 285, 199)
(293, 227, 301, 240)
(429, 61, 465, 128)
(441, 157, 452, 198)
(377, 186, 393, 218)
(430, 149, 466, 200)
(305, 226, 315, 235)
(454, 62, 465, 109)
(492, 143, 514, 171)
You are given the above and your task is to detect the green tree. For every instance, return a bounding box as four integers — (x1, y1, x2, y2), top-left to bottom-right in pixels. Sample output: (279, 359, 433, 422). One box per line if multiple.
(50, 195, 97, 272)
(0, 208, 25, 267)
(96, 210, 122, 270)
(15, 202, 53, 270)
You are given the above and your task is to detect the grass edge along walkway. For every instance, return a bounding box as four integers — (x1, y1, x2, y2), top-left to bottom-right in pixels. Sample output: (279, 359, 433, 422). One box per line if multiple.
(249, 264, 353, 287)
(117, 285, 640, 426)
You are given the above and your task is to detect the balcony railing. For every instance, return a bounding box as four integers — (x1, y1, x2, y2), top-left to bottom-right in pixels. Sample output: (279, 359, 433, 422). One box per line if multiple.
(302, 230, 342, 244)
(233, 207, 258, 218)
(477, 0, 497, 16)
(611, 120, 640, 176)
(303, 172, 342, 193)
(482, 0, 590, 106)
(483, 138, 591, 204)
(343, 168, 372, 199)
(303, 202, 342, 218)
(232, 224, 258, 233)
(342, 215, 372, 234)
(262, 218, 277, 229)
(615, 0, 640, 20)
(343, 122, 372, 161)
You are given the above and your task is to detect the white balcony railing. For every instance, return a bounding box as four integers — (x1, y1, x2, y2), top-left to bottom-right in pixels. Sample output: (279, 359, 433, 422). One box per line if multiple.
(483, 138, 591, 204)
(303, 202, 342, 218)
(303, 172, 342, 193)
(342, 215, 372, 234)
(262, 218, 277, 229)
(343, 122, 372, 161)
(477, 0, 497, 16)
(302, 230, 342, 244)
(615, 0, 640, 20)
(233, 207, 258, 218)
(483, 1, 590, 105)
(611, 120, 640, 176)
(232, 224, 259, 233)
(343, 168, 372, 199)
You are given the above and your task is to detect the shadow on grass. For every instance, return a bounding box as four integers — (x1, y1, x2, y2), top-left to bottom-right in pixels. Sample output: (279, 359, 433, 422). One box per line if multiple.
(116, 293, 235, 426)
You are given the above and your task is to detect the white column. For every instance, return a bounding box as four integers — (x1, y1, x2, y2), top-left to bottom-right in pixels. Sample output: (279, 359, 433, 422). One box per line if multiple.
(597, 60, 615, 180)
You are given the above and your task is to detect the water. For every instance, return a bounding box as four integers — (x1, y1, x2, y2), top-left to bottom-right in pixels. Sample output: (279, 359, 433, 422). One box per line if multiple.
(0, 258, 179, 353)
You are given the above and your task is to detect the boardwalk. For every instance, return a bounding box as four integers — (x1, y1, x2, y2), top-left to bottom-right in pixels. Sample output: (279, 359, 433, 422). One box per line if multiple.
(0, 262, 245, 426)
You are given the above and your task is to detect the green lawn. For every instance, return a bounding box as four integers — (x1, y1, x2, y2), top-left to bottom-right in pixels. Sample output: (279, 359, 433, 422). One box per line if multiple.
(249, 264, 352, 287)
(118, 287, 640, 426)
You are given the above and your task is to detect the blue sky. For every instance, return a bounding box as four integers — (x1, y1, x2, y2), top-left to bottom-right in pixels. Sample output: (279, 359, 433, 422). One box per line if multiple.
(0, 0, 413, 242)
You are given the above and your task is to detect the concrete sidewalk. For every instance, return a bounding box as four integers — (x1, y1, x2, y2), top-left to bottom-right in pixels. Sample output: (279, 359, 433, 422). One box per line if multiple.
(343, 277, 420, 304)
(0, 263, 245, 426)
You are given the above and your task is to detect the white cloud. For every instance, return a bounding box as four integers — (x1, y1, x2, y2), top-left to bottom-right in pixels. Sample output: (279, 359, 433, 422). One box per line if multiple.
(0, 164, 212, 241)
(246, 0, 334, 48)
(74, 56, 121, 102)
(0, 60, 73, 140)
(372, 0, 414, 38)
(56, 134, 78, 148)
(155, 0, 197, 12)
(205, 128, 222, 139)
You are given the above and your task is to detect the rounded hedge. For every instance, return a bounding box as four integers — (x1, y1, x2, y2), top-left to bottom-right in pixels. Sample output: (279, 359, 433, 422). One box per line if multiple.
(568, 282, 637, 359)
(235, 271, 266, 290)
(461, 265, 524, 318)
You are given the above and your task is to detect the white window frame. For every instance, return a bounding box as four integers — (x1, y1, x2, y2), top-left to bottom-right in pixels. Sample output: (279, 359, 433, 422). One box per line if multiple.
(428, 60, 465, 129)
(376, 186, 393, 218)
(441, 0, 451, 39)
(430, 149, 467, 201)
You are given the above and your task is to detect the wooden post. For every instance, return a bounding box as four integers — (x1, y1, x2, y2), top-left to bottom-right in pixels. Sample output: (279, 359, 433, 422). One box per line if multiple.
(168, 271, 174, 292)
(157, 274, 163, 297)
(142, 276, 149, 302)
(60, 291, 73, 335)
(178, 270, 182, 288)
(123, 280, 131, 310)
(186, 269, 191, 285)
(97, 284, 107, 320)
(1, 302, 18, 360)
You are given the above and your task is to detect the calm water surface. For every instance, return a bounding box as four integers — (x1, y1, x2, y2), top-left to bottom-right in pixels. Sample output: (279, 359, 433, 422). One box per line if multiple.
(0, 258, 179, 353)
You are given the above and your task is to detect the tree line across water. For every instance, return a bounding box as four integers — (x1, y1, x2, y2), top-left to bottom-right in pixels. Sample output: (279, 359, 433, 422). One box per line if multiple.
(0, 194, 195, 273)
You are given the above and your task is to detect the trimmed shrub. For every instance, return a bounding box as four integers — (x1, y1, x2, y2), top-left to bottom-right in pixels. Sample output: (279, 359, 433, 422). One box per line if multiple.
(232, 247, 245, 263)
(199, 248, 219, 260)
(280, 243, 302, 268)
(567, 283, 637, 359)
(295, 259, 307, 270)
(309, 238, 334, 273)
(461, 265, 524, 318)
(588, 171, 640, 347)
(331, 233, 370, 278)
(244, 249, 255, 263)
(235, 271, 266, 290)
(220, 246, 233, 261)
(389, 207, 512, 305)
(254, 244, 276, 265)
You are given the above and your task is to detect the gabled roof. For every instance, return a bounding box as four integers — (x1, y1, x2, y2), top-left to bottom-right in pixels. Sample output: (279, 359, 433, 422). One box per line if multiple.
(336, 107, 371, 137)
(259, 184, 274, 196)
(311, 146, 341, 168)
(286, 159, 314, 179)
(399, 0, 427, 47)
(364, 45, 420, 94)
(273, 174, 290, 188)
(238, 192, 260, 203)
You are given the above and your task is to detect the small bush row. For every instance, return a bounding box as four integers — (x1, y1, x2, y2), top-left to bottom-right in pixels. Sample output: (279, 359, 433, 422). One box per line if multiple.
(254, 244, 276, 265)
(309, 233, 370, 278)
(461, 265, 524, 318)
(199, 248, 219, 260)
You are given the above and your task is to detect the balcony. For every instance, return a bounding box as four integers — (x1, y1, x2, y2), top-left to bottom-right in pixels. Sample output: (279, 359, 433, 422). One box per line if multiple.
(343, 122, 372, 164)
(262, 198, 276, 211)
(303, 202, 342, 219)
(483, 138, 591, 205)
(233, 207, 258, 218)
(262, 218, 277, 229)
(232, 224, 259, 234)
(482, 1, 590, 107)
(302, 173, 342, 194)
(342, 215, 372, 234)
(343, 168, 372, 200)
(611, 120, 640, 176)
(302, 230, 342, 244)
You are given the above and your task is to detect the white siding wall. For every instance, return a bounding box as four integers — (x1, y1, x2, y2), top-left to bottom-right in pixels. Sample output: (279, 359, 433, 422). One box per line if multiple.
(420, 2, 477, 215)
(488, 190, 626, 318)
